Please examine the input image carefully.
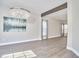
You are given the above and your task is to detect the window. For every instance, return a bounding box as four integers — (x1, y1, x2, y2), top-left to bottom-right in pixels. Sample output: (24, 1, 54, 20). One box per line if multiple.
(3, 17, 26, 32)
(3, 8, 30, 32)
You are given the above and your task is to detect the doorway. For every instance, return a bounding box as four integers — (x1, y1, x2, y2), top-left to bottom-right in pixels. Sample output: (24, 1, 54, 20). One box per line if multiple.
(61, 24, 68, 37)
(41, 19, 48, 40)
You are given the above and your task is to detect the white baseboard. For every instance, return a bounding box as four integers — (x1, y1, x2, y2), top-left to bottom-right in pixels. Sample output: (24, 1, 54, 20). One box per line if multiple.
(0, 35, 61, 46)
(0, 38, 41, 46)
(67, 47, 79, 56)
(48, 35, 61, 38)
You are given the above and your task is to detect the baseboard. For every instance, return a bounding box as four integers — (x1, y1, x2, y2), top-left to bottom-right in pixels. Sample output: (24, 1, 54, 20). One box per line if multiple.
(48, 35, 61, 39)
(67, 47, 79, 56)
(0, 38, 41, 46)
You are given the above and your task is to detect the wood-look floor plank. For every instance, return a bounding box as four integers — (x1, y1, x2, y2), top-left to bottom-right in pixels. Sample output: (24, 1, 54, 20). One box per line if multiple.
(0, 37, 78, 58)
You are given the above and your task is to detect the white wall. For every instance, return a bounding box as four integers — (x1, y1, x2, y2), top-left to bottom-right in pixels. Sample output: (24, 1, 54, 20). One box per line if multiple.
(0, 7, 41, 45)
(67, 0, 79, 56)
(43, 17, 62, 38)
(48, 19, 62, 38)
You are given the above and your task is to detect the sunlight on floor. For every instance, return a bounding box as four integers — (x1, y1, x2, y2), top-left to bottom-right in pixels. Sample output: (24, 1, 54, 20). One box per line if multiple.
(1, 50, 37, 58)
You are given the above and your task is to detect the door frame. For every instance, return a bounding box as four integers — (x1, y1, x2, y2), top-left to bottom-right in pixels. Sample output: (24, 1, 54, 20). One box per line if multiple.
(41, 19, 48, 40)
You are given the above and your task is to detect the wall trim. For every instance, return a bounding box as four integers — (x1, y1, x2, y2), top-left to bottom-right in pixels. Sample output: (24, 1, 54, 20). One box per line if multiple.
(0, 38, 41, 46)
(0, 35, 60, 46)
(48, 35, 61, 39)
(67, 47, 79, 56)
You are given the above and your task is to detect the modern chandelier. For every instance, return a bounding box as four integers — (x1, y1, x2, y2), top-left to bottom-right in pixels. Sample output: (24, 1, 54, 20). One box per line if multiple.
(8, 7, 31, 19)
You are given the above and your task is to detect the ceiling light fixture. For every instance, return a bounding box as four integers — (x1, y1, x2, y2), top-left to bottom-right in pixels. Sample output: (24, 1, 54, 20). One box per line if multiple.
(10, 7, 31, 13)
(9, 7, 31, 19)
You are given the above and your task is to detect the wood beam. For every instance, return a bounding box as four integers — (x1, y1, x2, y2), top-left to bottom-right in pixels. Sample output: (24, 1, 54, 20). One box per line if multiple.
(41, 2, 67, 17)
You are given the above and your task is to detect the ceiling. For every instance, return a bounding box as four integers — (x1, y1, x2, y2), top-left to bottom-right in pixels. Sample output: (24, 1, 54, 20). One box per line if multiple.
(0, 0, 67, 14)
(43, 9, 67, 20)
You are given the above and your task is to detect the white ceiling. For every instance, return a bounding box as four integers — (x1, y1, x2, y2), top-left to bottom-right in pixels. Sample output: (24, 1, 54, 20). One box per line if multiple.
(0, 0, 67, 14)
(44, 9, 67, 20)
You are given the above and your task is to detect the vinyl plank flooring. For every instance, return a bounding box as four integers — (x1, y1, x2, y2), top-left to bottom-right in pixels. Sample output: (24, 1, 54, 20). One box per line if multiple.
(0, 37, 78, 58)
